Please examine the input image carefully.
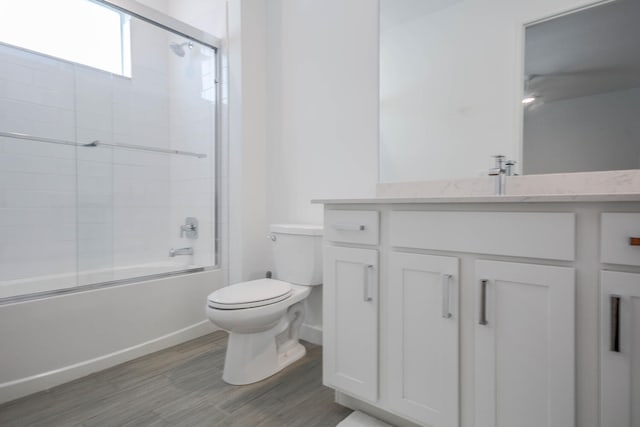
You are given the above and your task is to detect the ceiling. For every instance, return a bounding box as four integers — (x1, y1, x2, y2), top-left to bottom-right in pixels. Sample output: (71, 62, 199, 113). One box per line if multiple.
(525, 0, 640, 103)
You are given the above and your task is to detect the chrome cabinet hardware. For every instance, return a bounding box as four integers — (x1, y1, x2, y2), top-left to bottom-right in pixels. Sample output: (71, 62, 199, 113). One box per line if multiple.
(610, 295, 621, 352)
(479, 279, 489, 325)
(442, 274, 453, 319)
(363, 264, 374, 302)
(332, 223, 366, 231)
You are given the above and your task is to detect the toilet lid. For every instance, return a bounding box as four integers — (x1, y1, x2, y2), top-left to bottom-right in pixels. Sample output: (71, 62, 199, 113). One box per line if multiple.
(207, 279, 293, 309)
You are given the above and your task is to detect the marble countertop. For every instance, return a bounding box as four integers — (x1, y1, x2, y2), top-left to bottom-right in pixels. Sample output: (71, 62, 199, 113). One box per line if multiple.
(313, 170, 640, 204)
(312, 193, 640, 204)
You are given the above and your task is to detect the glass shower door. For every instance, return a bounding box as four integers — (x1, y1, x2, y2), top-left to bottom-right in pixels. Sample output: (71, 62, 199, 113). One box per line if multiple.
(0, 0, 218, 300)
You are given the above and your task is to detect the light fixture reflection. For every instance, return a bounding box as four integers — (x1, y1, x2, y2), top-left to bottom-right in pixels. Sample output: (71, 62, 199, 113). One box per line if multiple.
(522, 96, 536, 104)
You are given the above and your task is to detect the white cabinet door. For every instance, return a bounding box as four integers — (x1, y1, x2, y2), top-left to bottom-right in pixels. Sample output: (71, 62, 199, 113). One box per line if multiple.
(323, 245, 378, 402)
(388, 252, 459, 427)
(475, 260, 575, 427)
(601, 270, 640, 427)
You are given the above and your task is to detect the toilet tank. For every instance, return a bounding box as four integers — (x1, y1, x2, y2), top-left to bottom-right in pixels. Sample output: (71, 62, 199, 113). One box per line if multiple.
(270, 224, 323, 286)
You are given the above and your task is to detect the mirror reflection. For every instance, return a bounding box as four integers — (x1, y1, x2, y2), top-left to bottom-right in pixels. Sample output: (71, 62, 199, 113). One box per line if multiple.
(523, 0, 640, 175)
(379, 0, 640, 183)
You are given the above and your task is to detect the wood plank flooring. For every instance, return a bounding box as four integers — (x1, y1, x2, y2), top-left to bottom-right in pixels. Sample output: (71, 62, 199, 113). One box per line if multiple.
(0, 331, 352, 427)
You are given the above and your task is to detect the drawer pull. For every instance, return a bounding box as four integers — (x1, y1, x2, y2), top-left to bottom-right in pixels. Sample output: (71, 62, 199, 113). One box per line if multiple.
(629, 237, 640, 246)
(333, 223, 366, 231)
(479, 279, 488, 325)
(442, 274, 453, 319)
(610, 295, 621, 352)
(363, 264, 374, 302)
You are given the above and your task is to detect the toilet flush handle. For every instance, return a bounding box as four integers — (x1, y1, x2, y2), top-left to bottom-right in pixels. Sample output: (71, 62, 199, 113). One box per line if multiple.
(267, 234, 277, 242)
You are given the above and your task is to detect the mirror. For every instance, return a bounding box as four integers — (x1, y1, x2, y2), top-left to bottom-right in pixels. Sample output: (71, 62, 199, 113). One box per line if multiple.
(379, 0, 640, 183)
(523, 0, 640, 174)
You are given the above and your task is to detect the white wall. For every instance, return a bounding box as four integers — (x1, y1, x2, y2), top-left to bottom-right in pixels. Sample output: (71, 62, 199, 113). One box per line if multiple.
(138, 0, 226, 39)
(262, 0, 378, 342)
(265, 0, 378, 225)
(226, 0, 272, 284)
(524, 88, 640, 174)
(379, 0, 609, 182)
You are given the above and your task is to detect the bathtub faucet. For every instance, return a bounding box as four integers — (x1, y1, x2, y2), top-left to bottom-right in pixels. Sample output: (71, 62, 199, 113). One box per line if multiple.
(169, 247, 193, 257)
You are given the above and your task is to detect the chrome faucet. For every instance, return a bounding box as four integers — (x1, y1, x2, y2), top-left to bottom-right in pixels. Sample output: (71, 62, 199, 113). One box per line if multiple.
(180, 217, 198, 239)
(488, 156, 517, 195)
(488, 155, 507, 196)
(505, 159, 516, 177)
(169, 247, 193, 257)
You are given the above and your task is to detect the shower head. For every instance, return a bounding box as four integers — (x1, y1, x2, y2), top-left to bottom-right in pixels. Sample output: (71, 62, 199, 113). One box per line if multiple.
(169, 41, 193, 57)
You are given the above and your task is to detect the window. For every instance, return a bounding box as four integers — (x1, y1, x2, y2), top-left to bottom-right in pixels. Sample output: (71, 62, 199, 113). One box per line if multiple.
(0, 0, 131, 77)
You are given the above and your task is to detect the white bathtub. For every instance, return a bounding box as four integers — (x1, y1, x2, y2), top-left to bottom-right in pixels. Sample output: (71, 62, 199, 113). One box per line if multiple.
(0, 262, 204, 300)
(0, 268, 223, 404)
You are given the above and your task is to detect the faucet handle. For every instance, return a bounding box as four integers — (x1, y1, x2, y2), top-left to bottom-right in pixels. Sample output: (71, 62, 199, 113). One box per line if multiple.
(492, 154, 506, 168)
(179, 217, 199, 239)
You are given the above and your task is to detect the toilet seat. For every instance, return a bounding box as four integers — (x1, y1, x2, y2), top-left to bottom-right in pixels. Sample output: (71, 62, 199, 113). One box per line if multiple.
(208, 278, 293, 310)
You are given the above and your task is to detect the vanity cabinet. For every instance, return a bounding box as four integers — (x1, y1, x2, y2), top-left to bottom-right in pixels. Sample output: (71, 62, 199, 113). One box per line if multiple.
(320, 201, 640, 427)
(600, 271, 640, 427)
(600, 213, 640, 427)
(474, 260, 575, 427)
(387, 210, 575, 427)
(387, 253, 459, 427)
(323, 210, 380, 403)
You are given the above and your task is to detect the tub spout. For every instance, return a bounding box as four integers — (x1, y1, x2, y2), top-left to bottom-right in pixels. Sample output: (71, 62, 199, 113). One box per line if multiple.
(169, 247, 193, 257)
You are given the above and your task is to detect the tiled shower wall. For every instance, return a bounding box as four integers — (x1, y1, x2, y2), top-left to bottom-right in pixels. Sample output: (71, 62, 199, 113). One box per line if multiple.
(0, 16, 215, 285)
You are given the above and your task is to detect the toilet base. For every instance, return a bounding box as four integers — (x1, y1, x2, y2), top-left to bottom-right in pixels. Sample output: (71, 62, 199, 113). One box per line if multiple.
(222, 330, 307, 385)
(277, 341, 306, 371)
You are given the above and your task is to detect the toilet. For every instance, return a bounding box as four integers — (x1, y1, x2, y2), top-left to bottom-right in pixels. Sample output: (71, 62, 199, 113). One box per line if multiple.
(206, 224, 323, 385)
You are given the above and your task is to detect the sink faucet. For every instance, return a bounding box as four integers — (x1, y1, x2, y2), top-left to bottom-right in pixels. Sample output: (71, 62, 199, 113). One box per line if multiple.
(169, 247, 193, 257)
(488, 156, 517, 195)
(488, 155, 507, 196)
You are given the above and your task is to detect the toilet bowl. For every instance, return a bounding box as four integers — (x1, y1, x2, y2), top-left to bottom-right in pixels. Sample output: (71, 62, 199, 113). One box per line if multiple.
(206, 224, 322, 385)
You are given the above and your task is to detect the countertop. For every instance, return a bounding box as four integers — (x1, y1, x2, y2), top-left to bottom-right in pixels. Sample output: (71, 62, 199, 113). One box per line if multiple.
(312, 193, 640, 204)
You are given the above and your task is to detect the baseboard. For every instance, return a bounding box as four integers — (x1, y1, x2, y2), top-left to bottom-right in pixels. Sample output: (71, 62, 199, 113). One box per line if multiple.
(0, 321, 219, 405)
(300, 323, 322, 345)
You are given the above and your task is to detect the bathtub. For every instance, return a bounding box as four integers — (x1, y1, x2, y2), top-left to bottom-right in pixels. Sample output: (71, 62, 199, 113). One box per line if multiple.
(0, 262, 206, 301)
(0, 267, 223, 404)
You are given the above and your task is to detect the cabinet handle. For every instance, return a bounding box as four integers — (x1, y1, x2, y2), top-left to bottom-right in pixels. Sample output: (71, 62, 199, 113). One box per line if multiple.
(442, 274, 453, 319)
(479, 279, 488, 325)
(629, 237, 640, 246)
(610, 295, 621, 352)
(332, 223, 366, 231)
(363, 264, 374, 302)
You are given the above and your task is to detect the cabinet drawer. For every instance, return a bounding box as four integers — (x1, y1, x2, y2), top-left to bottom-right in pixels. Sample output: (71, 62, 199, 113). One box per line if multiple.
(601, 213, 640, 266)
(325, 210, 379, 245)
(390, 211, 575, 261)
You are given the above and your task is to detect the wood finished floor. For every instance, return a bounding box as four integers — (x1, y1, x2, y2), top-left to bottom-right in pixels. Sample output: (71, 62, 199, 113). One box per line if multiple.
(0, 331, 352, 427)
